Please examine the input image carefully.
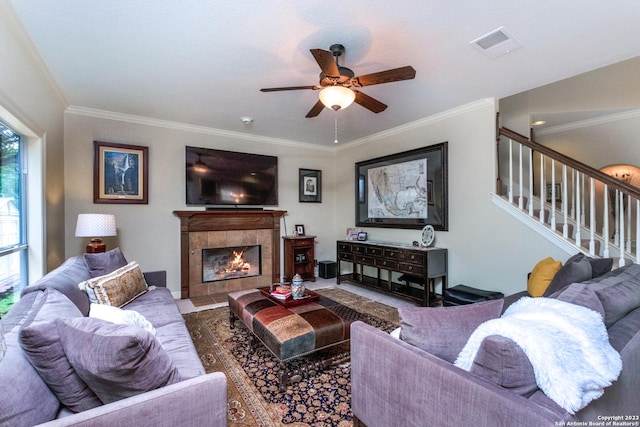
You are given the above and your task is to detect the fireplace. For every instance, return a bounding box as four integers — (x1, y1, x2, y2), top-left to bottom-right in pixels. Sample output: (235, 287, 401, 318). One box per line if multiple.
(174, 210, 286, 298)
(202, 245, 261, 282)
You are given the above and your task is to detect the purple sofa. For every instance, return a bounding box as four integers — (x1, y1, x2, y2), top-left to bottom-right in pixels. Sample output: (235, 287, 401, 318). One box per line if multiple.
(351, 264, 640, 427)
(0, 256, 227, 427)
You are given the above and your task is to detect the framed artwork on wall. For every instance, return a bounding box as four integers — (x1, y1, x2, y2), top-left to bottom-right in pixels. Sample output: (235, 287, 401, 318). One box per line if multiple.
(299, 168, 322, 203)
(94, 141, 149, 204)
(355, 142, 448, 230)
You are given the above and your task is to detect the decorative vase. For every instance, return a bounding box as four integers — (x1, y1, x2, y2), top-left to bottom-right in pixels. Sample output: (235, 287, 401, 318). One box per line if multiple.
(291, 273, 305, 299)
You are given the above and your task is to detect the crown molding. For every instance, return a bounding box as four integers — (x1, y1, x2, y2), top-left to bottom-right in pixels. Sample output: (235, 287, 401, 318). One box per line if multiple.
(338, 98, 495, 151)
(65, 106, 335, 152)
(535, 108, 640, 136)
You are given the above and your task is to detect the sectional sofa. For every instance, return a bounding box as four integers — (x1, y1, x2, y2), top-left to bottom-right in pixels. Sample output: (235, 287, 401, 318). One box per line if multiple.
(0, 251, 227, 427)
(351, 255, 640, 426)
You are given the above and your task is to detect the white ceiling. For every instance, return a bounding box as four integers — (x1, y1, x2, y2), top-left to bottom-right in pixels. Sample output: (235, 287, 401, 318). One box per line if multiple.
(8, 0, 640, 146)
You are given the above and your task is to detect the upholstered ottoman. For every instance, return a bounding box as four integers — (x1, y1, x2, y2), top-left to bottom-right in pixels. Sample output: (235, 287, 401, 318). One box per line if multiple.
(443, 284, 504, 306)
(227, 288, 363, 389)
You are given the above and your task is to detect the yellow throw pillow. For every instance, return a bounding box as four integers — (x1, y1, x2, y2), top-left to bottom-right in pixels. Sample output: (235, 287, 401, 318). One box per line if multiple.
(527, 257, 562, 297)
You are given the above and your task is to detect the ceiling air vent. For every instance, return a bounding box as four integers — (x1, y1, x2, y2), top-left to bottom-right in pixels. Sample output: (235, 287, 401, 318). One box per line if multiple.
(470, 27, 522, 59)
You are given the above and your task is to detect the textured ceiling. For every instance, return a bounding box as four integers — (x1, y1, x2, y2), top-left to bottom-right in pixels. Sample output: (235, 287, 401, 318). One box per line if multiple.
(8, 0, 640, 146)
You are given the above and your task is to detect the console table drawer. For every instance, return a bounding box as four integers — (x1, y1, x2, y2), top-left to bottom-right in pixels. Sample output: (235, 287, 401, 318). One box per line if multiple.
(338, 252, 353, 261)
(354, 255, 375, 266)
(399, 262, 425, 276)
(290, 238, 314, 248)
(366, 247, 384, 257)
(338, 243, 352, 252)
(376, 259, 398, 269)
(400, 252, 425, 265)
(383, 248, 400, 259)
(352, 245, 366, 254)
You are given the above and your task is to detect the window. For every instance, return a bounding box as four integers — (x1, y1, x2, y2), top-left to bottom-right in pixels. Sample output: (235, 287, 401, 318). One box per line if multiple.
(0, 121, 27, 317)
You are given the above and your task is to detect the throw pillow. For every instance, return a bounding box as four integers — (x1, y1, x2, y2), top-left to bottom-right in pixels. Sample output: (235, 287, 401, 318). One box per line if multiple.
(527, 257, 562, 297)
(79, 261, 148, 307)
(89, 303, 157, 336)
(399, 299, 504, 363)
(543, 253, 592, 297)
(588, 257, 614, 278)
(470, 334, 538, 396)
(21, 256, 92, 316)
(554, 282, 605, 319)
(56, 317, 182, 404)
(84, 247, 128, 278)
(593, 273, 640, 328)
(19, 288, 103, 412)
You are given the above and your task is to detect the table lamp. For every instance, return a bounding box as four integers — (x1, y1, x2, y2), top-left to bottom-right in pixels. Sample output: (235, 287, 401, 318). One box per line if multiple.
(75, 213, 117, 253)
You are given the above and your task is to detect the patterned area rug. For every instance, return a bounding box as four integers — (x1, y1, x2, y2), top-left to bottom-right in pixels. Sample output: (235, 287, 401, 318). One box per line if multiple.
(183, 287, 399, 426)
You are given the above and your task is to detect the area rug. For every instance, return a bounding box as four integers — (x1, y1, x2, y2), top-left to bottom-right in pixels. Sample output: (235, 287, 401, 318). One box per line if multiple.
(183, 287, 399, 427)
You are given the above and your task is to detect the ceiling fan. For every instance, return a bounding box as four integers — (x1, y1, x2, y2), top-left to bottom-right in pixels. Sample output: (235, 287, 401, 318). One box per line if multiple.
(260, 44, 416, 118)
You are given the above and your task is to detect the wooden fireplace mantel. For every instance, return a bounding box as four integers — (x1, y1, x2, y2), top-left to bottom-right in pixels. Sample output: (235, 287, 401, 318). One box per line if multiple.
(173, 210, 287, 299)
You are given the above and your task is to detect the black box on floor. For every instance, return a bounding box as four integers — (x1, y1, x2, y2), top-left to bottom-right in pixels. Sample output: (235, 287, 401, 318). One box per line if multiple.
(319, 260, 337, 279)
(444, 284, 504, 306)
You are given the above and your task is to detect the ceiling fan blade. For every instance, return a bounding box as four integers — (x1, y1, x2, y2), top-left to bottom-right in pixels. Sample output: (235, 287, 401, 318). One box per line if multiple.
(260, 85, 317, 92)
(353, 90, 387, 113)
(310, 48, 340, 77)
(355, 66, 416, 87)
(305, 100, 325, 118)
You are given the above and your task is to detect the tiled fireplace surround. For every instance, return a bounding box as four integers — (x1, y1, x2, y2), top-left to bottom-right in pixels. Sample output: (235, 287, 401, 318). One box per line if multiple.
(173, 210, 286, 299)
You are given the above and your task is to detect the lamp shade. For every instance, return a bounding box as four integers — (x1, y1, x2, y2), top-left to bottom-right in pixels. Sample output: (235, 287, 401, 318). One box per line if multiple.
(75, 214, 117, 237)
(319, 86, 356, 111)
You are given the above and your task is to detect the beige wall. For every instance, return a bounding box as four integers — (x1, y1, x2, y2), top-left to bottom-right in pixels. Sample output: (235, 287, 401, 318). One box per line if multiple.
(63, 112, 337, 297)
(333, 99, 569, 296)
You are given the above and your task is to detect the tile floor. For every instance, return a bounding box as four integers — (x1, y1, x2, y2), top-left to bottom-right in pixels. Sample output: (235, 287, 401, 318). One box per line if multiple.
(175, 277, 419, 314)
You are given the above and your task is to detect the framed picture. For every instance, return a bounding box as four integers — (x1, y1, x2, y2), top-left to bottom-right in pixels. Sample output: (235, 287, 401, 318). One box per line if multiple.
(94, 141, 149, 204)
(546, 182, 562, 202)
(355, 142, 448, 230)
(299, 168, 322, 203)
(357, 232, 368, 241)
(295, 224, 305, 236)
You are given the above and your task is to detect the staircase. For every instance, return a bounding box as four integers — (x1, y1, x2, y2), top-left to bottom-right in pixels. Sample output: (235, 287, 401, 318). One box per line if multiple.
(493, 127, 640, 267)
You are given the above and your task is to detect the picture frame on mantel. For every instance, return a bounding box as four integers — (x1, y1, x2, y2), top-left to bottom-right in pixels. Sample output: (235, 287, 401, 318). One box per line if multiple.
(299, 168, 322, 203)
(94, 141, 149, 204)
(355, 142, 448, 230)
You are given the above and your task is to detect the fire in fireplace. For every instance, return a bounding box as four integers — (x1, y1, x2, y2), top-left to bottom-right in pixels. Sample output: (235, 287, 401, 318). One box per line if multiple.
(202, 245, 262, 282)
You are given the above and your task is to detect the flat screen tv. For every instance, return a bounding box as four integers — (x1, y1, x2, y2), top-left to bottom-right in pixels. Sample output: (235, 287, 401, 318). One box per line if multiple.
(185, 146, 278, 206)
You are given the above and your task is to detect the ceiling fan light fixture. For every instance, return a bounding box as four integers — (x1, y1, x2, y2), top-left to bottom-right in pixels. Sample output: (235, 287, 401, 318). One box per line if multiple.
(319, 86, 355, 111)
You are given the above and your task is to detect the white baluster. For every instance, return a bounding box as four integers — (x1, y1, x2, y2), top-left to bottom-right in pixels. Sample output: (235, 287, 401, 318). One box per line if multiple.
(508, 139, 513, 204)
(626, 194, 632, 252)
(589, 178, 595, 255)
(550, 160, 556, 231)
(518, 144, 523, 209)
(528, 147, 534, 216)
(575, 173, 581, 246)
(619, 192, 625, 267)
(603, 184, 610, 258)
(540, 155, 545, 223)
(563, 165, 569, 238)
(571, 171, 576, 219)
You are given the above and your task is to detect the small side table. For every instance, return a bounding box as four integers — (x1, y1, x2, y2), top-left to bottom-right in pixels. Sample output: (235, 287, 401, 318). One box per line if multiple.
(282, 236, 316, 282)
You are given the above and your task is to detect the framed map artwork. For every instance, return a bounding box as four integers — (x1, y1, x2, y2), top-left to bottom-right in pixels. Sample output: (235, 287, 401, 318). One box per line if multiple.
(355, 142, 448, 230)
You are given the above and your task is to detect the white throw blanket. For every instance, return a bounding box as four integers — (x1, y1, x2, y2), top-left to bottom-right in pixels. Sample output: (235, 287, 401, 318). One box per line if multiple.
(454, 297, 622, 414)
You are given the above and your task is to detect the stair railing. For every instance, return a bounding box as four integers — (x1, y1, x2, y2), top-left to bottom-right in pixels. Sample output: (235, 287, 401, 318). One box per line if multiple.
(497, 127, 640, 265)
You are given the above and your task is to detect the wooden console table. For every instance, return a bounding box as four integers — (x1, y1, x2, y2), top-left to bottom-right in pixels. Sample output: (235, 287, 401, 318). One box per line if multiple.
(336, 240, 447, 307)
